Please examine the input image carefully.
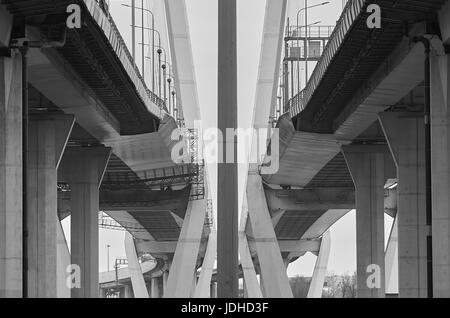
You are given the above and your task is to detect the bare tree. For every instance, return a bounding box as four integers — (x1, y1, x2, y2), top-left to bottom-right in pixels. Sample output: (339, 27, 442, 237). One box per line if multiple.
(322, 271, 357, 298)
(340, 272, 357, 298)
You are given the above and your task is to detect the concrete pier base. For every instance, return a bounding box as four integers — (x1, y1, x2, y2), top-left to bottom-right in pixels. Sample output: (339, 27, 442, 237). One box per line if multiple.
(307, 231, 331, 298)
(124, 231, 149, 298)
(430, 52, 450, 297)
(379, 112, 428, 298)
(239, 231, 263, 298)
(151, 277, 160, 298)
(124, 284, 133, 298)
(246, 168, 293, 298)
(0, 52, 22, 298)
(164, 199, 207, 298)
(27, 114, 74, 298)
(59, 147, 111, 298)
(343, 145, 394, 298)
(194, 231, 216, 298)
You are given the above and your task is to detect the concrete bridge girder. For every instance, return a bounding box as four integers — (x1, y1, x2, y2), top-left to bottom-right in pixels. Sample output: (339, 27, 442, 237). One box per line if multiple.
(265, 187, 355, 212)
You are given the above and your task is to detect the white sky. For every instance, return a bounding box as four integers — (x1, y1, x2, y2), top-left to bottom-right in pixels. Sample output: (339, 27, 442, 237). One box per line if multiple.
(61, 0, 392, 278)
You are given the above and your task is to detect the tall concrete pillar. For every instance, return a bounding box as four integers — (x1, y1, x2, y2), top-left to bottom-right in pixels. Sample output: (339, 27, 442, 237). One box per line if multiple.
(27, 114, 74, 298)
(379, 112, 428, 298)
(246, 167, 293, 298)
(164, 199, 207, 298)
(0, 52, 22, 298)
(59, 147, 111, 298)
(217, 0, 239, 298)
(430, 51, 450, 297)
(342, 145, 394, 298)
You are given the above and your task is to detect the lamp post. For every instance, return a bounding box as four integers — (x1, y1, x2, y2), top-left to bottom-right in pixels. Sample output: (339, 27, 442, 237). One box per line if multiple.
(146, 52, 173, 111)
(172, 91, 176, 118)
(167, 78, 173, 115)
(295, 1, 329, 89)
(130, 0, 135, 61)
(162, 64, 167, 110)
(107, 244, 111, 272)
(132, 25, 161, 91)
(122, 3, 155, 92)
(157, 49, 162, 99)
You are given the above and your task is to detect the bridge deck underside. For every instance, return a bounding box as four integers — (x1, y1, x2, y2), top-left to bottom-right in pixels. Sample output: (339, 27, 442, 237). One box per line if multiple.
(2, 0, 162, 135)
(274, 210, 327, 241)
(306, 153, 353, 188)
(128, 211, 181, 241)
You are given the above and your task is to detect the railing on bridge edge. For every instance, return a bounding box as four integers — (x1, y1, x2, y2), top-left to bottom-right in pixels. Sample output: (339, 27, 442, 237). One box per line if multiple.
(286, 0, 366, 119)
(84, 0, 168, 116)
(285, 25, 335, 39)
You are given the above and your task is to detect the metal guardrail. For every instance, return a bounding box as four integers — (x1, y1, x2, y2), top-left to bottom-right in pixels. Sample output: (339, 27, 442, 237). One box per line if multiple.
(285, 25, 335, 39)
(288, 0, 366, 118)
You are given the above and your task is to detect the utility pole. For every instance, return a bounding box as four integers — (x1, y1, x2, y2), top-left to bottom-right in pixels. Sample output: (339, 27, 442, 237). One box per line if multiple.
(107, 244, 111, 272)
(141, 0, 145, 80)
(217, 0, 239, 298)
(131, 0, 136, 62)
(305, 0, 308, 85)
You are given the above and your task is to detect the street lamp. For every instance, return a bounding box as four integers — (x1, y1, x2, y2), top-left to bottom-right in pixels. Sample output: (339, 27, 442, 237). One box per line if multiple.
(132, 25, 161, 90)
(107, 244, 111, 272)
(296, 1, 329, 87)
(162, 64, 167, 109)
(122, 3, 156, 92)
(171, 90, 177, 118)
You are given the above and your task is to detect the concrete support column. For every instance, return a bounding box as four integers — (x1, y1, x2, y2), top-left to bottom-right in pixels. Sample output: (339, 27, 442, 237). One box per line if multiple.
(0, 52, 22, 298)
(151, 277, 160, 298)
(307, 231, 331, 298)
(342, 145, 394, 298)
(27, 114, 74, 298)
(430, 51, 450, 297)
(124, 231, 149, 298)
(163, 270, 168, 291)
(194, 231, 216, 298)
(379, 112, 428, 298)
(59, 147, 111, 298)
(99, 288, 107, 298)
(246, 168, 293, 298)
(239, 232, 262, 298)
(124, 284, 133, 298)
(164, 199, 207, 298)
(210, 282, 217, 298)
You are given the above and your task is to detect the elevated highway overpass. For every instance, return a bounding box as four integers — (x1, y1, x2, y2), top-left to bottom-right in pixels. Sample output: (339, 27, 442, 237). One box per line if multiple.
(0, 0, 213, 298)
(241, 0, 450, 298)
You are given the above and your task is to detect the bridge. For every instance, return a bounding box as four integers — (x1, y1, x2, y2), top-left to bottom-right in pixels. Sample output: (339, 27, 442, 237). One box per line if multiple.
(0, 0, 214, 298)
(2, 0, 450, 299)
(240, 0, 450, 298)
